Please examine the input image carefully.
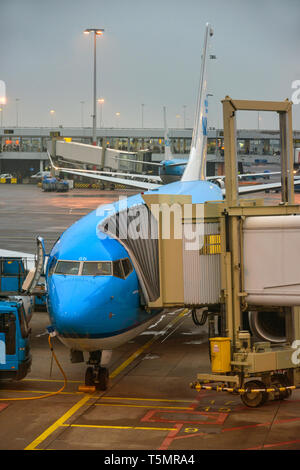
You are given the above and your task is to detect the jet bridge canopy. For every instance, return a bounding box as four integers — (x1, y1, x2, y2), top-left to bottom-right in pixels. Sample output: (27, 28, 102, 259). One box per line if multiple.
(97, 203, 160, 304)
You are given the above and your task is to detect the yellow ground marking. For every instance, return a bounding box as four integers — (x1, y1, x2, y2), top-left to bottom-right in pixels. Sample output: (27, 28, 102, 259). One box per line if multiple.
(109, 309, 188, 379)
(0, 389, 83, 397)
(24, 395, 92, 450)
(24, 309, 188, 450)
(61, 424, 176, 432)
(25, 378, 81, 384)
(94, 403, 192, 410)
(101, 396, 194, 403)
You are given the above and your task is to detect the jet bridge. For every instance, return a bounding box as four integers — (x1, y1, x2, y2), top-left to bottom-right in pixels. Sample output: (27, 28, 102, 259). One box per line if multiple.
(142, 97, 300, 407)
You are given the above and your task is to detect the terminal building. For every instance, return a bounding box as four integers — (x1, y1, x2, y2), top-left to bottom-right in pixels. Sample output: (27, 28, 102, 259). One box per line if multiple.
(1, 126, 300, 179)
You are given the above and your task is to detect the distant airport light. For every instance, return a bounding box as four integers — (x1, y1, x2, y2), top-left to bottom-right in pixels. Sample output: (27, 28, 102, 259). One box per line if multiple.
(84, 28, 104, 35)
(0, 80, 6, 105)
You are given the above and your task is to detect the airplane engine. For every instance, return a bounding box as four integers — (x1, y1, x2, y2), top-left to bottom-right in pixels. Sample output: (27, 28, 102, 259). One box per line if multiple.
(214, 178, 225, 189)
(248, 310, 286, 343)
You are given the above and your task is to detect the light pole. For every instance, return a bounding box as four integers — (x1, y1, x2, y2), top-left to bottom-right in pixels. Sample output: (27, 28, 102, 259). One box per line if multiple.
(50, 109, 55, 128)
(141, 103, 145, 128)
(257, 111, 262, 130)
(84, 28, 104, 146)
(98, 98, 104, 128)
(80, 100, 85, 127)
(16, 98, 20, 127)
(115, 112, 120, 128)
(183, 105, 186, 128)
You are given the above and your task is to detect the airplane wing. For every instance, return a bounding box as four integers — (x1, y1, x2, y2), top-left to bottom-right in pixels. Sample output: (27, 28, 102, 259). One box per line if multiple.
(58, 166, 162, 182)
(226, 177, 300, 196)
(208, 171, 281, 181)
(48, 152, 162, 190)
(56, 168, 161, 190)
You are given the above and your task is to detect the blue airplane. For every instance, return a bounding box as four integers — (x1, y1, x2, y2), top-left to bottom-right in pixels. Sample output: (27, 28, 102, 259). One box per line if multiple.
(42, 23, 296, 390)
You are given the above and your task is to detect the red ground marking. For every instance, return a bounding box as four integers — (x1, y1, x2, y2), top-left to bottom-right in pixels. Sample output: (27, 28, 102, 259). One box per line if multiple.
(247, 439, 300, 450)
(222, 416, 300, 433)
(0, 404, 8, 412)
(141, 408, 228, 425)
(158, 424, 184, 451)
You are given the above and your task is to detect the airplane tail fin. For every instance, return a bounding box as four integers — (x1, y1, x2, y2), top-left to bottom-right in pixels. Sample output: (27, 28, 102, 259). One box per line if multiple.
(163, 106, 172, 161)
(181, 23, 213, 182)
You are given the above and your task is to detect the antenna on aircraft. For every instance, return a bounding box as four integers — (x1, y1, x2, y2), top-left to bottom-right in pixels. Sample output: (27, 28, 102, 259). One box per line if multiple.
(181, 22, 214, 182)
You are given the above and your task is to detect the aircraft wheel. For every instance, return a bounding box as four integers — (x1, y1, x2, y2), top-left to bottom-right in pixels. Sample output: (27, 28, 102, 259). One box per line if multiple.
(85, 367, 95, 386)
(241, 380, 268, 408)
(96, 367, 109, 391)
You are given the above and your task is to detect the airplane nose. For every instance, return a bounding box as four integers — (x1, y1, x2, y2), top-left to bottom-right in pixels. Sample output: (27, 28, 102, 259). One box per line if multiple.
(48, 276, 114, 336)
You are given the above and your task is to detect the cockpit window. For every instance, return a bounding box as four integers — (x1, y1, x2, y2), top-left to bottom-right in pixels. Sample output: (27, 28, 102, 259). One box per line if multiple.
(113, 260, 124, 279)
(51, 258, 133, 278)
(82, 261, 112, 276)
(122, 258, 133, 277)
(54, 261, 80, 275)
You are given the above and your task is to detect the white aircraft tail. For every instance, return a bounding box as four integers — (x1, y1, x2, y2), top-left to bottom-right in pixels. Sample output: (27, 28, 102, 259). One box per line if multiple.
(163, 106, 172, 161)
(181, 23, 213, 182)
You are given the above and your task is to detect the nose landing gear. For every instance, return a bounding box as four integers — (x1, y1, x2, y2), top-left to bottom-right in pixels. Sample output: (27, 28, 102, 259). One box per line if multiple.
(85, 351, 109, 391)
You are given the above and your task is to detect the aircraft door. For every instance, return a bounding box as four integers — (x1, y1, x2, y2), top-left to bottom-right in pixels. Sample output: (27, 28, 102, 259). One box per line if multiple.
(22, 236, 46, 294)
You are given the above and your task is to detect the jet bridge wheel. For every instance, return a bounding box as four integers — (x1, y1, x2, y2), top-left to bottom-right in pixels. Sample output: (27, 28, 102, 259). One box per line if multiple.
(241, 380, 268, 408)
(271, 373, 292, 400)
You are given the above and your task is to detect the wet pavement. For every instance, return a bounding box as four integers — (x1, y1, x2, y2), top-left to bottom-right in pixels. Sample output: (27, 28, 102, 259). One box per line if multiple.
(0, 184, 300, 451)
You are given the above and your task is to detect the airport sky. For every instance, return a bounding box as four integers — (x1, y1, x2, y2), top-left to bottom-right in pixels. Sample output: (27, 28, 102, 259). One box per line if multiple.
(1, 0, 300, 131)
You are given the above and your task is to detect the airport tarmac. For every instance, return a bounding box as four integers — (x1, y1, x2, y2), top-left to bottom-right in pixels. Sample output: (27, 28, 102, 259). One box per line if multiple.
(1, 184, 300, 452)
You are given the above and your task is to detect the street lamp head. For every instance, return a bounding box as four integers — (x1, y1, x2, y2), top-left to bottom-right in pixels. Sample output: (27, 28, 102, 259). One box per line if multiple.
(98, 98, 105, 104)
(84, 28, 104, 35)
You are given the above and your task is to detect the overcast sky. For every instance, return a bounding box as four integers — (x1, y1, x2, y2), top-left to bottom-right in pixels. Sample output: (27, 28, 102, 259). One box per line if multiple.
(1, 0, 300, 130)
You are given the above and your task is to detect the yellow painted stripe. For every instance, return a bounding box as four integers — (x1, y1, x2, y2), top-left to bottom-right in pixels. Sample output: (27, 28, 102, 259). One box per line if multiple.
(25, 378, 81, 384)
(95, 403, 192, 410)
(109, 309, 188, 379)
(0, 389, 83, 397)
(24, 395, 92, 450)
(109, 336, 157, 379)
(62, 424, 176, 432)
(101, 396, 194, 403)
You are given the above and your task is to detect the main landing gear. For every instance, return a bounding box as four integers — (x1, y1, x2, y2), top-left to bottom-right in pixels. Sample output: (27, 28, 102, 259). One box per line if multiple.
(85, 351, 109, 391)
